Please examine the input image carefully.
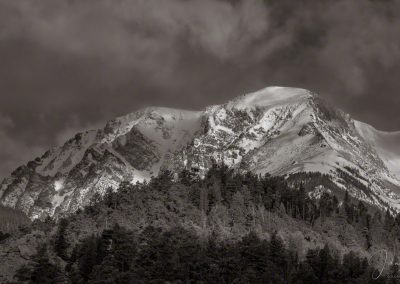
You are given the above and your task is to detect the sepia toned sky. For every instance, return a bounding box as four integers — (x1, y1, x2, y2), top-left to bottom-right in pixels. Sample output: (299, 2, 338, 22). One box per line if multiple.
(1, 0, 400, 179)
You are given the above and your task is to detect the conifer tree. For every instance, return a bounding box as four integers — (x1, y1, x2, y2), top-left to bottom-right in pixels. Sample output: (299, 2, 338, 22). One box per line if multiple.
(54, 218, 69, 260)
(15, 244, 63, 284)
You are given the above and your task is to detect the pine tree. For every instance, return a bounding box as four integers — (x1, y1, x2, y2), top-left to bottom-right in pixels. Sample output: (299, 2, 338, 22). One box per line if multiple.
(0, 230, 10, 242)
(385, 208, 395, 231)
(78, 236, 98, 281)
(55, 218, 69, 260)
(320, 244, 337, 281)
(389, 255, 400, 284)
(30, 244, 63, 283)
(344, 190, 350, 204)
(14, 264, 32, 282)
(178, 169, 193, 186)
(269, 231, 287, 276)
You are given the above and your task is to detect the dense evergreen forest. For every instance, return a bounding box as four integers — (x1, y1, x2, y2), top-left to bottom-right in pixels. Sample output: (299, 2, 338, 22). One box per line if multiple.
(3, 164, 400, 283)
(0, 205, 30, 240)
(14, 225, 392, 283)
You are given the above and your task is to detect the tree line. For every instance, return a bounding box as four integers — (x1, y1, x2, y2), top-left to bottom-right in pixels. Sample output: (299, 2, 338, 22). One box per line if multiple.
(15, 224, 394, 283)
(9, 164, 400, 282)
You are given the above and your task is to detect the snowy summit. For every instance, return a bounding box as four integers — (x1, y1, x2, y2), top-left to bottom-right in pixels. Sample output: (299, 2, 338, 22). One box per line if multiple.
(1, 86, 399, 219)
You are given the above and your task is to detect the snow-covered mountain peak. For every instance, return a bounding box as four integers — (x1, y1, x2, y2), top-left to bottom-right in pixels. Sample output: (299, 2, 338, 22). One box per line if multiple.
(228, 86, 313, 110)
(101, 107, 202, 143)
(1, 85, 400, 219)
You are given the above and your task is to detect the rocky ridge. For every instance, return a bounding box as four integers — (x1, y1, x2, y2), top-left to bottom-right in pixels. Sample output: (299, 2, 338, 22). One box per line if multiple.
(1, 86, 399, 219)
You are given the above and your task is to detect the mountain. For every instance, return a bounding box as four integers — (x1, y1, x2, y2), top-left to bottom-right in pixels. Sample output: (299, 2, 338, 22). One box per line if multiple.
(1, 86, 399, 219)
(355, 121, 400, 180)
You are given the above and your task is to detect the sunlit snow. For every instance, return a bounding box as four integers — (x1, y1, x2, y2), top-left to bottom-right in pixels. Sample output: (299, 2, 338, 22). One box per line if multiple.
(54, 180, 64, 191)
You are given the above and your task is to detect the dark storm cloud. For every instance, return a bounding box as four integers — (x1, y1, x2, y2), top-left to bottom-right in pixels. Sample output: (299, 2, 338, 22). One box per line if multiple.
(0, 0, 400, 179)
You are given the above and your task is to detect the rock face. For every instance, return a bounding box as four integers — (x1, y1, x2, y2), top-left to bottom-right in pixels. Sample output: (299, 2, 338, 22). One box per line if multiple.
(1, 86, 400, 219)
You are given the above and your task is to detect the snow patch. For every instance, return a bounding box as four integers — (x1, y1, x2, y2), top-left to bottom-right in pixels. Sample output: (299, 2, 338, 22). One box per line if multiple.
(54, 180, 64, 191)
(229, 86, 312, 109)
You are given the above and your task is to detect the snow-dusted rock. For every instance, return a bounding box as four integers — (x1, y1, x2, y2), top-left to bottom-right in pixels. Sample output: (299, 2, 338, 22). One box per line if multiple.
(1, 86, 399, 219)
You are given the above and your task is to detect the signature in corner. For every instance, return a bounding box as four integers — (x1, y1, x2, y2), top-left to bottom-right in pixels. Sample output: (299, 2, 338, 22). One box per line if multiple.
(369, 249, 400, 280)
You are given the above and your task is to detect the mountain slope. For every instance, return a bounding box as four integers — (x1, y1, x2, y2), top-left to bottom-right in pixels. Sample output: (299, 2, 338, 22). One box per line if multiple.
(1, 86, 399, 219)
(355, 121, 400, 180)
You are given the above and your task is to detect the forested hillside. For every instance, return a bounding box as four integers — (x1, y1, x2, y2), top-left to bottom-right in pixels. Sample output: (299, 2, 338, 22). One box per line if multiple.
(2, 165, 400, 282)
(0, 205, 29, 241)
(14, 226, 390, 283)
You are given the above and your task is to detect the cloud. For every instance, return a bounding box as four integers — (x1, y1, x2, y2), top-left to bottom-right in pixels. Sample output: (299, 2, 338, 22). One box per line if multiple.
(0, 0, 270, 64)
(0, 115, 15, 129)
(54, 116, 103, 146)
(314, 0, 400, 96)
(0, 115, 45, 180)
(0, 0, 400, 179)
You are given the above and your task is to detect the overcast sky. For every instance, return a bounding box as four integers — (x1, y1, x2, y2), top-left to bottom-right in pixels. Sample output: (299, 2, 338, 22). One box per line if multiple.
(0, 0, 400, 180)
